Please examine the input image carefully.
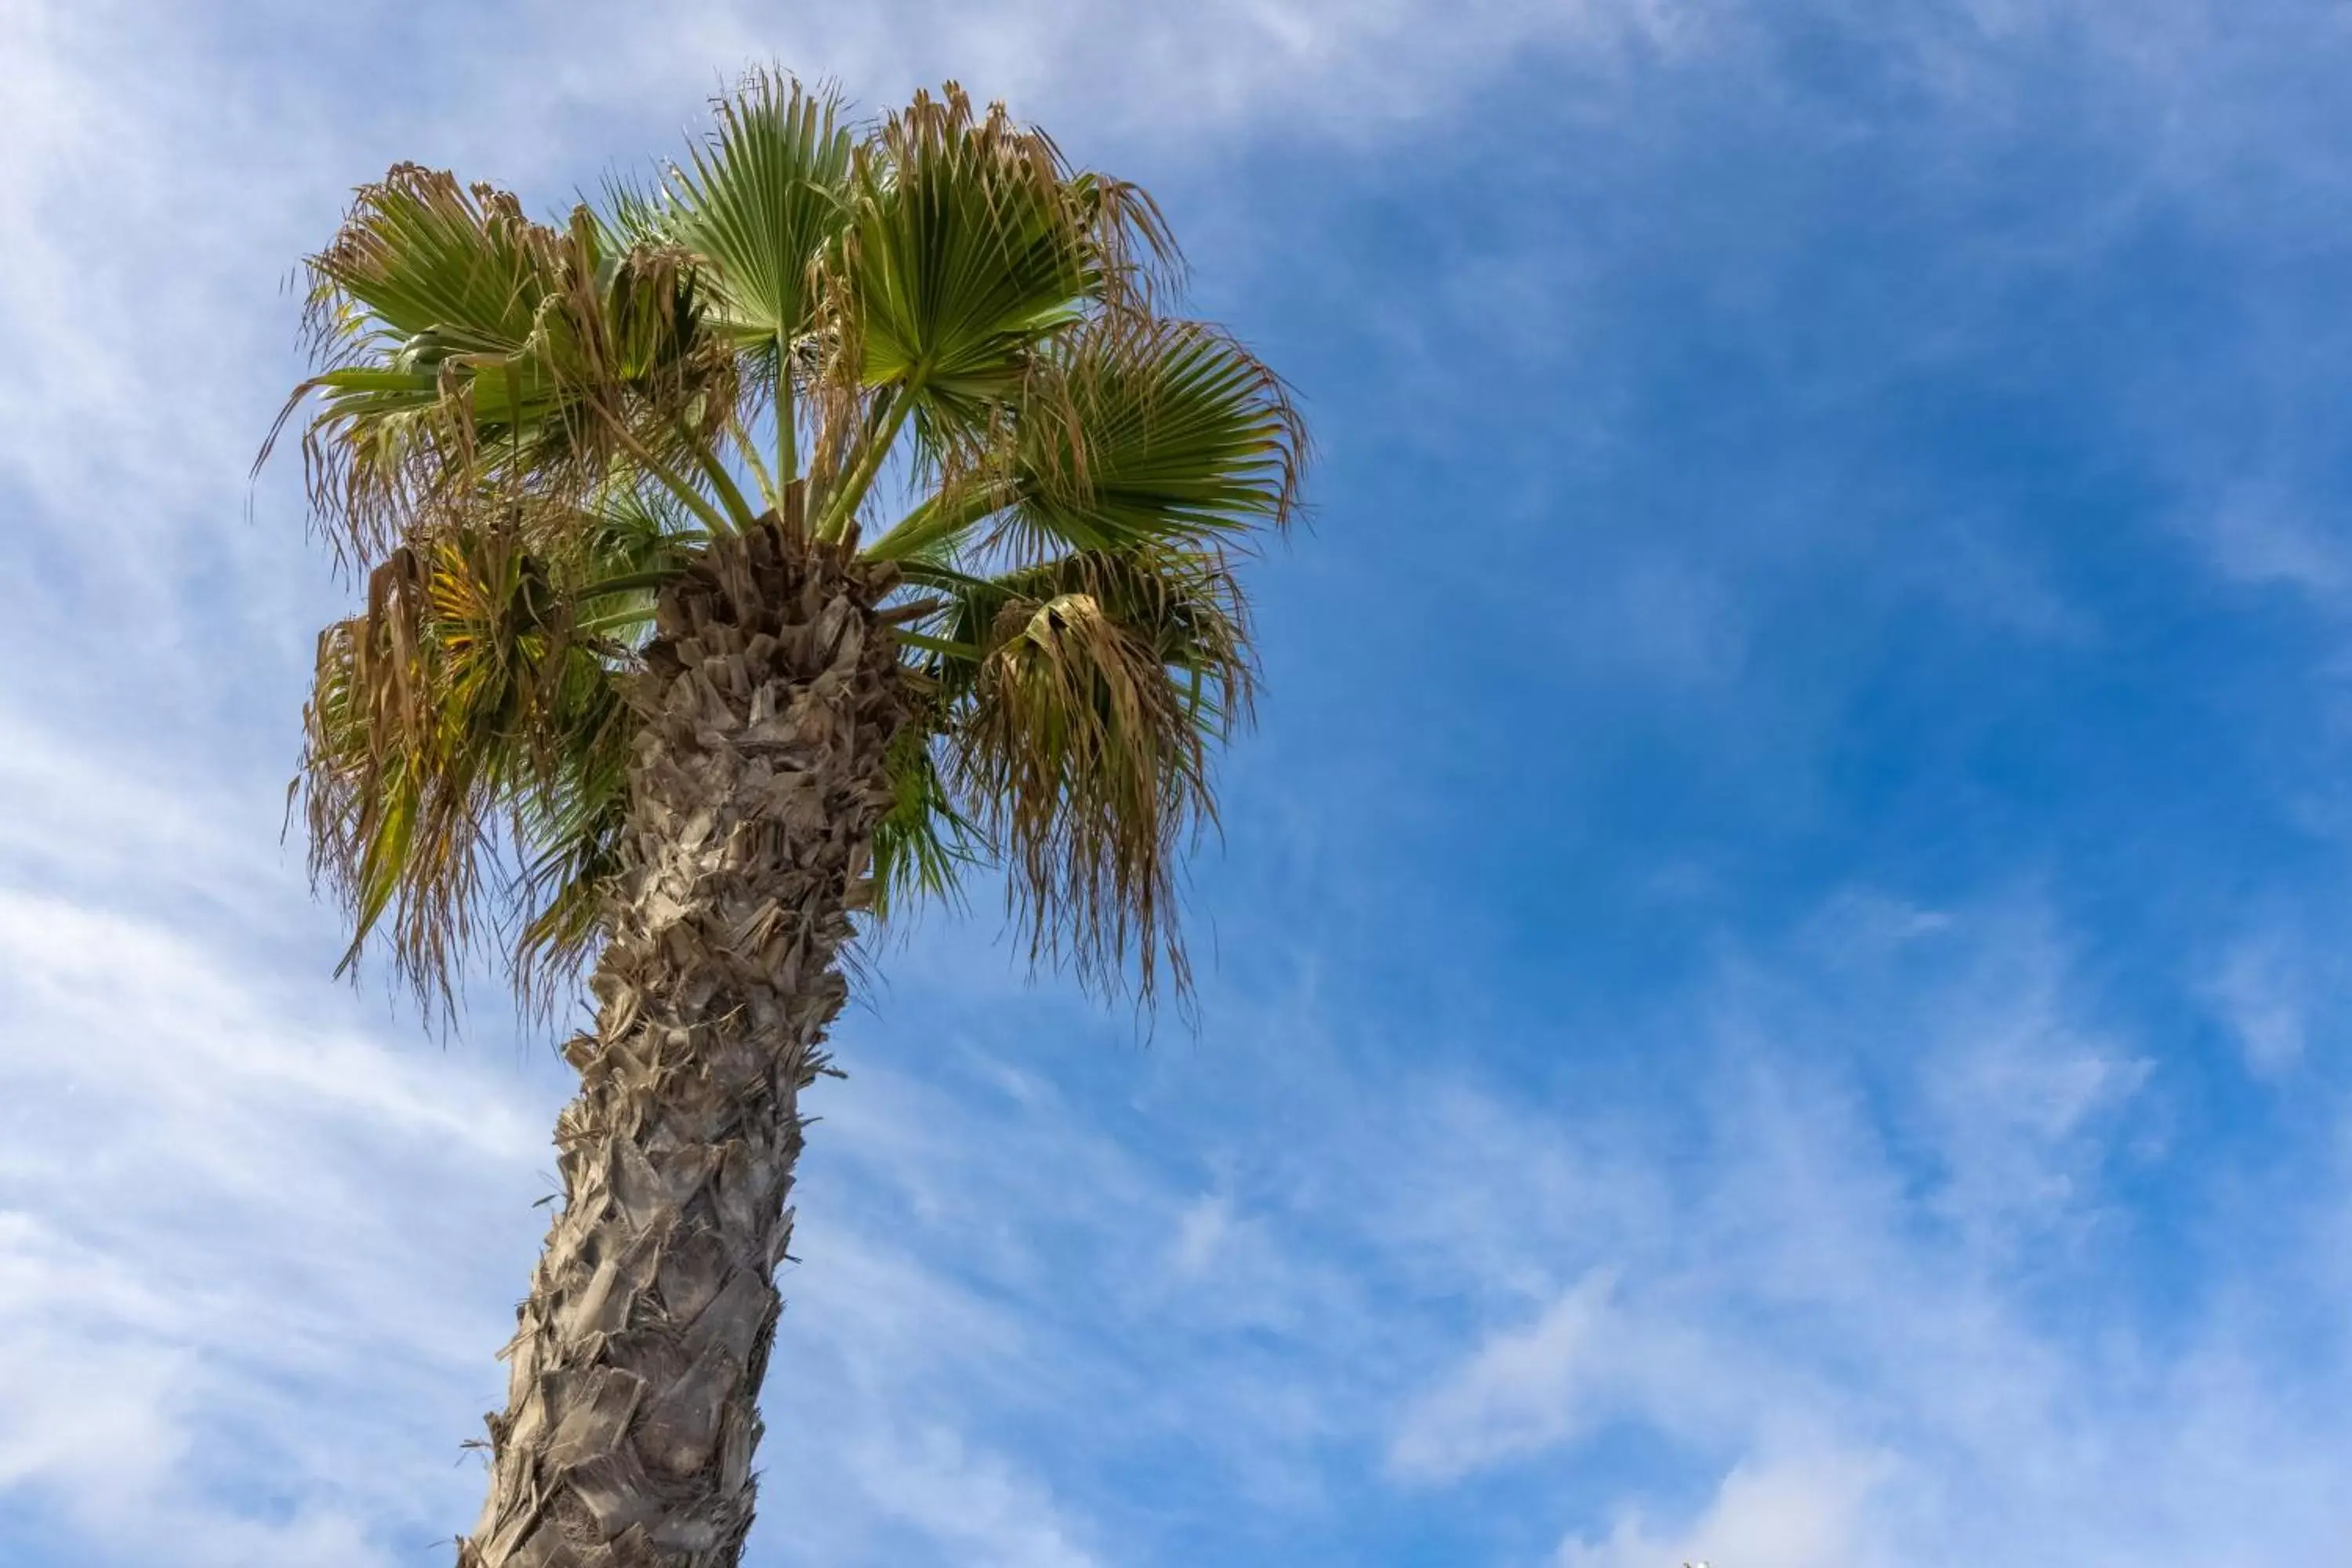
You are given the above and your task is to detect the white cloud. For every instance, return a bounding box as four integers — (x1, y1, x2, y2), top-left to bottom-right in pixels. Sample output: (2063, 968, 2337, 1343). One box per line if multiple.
(1168, 1192, 1236, 1279)
(0, 884, 550, 1562)
(6, 688, 2352, 1565)
(1388, 1270, 1628, 1480)
(1911, 938, 2149, 1247)
(2203, 923, 2324, 1079)
(1559, 1450, 1893, 1568)
(0, 1213, 188, 1494)
(484, 0, 1701, 151)
(2191, 478, 2352, 600)
(840, 1424, 1102, 1568)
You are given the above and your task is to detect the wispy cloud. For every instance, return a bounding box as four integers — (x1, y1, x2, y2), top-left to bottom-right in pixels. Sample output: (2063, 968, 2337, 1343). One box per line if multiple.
(1560, 1448, 1894, 1568)
(1354, 894, 2349, 1566)
(1388, 1269, 1635, 1481)
(2201, 923, 2317, 1080)
(5, 706, 2350, 1566)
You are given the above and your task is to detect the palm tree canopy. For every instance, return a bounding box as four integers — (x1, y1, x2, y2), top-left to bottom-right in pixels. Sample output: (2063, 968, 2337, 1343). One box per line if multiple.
(270, 74, 1304, 1009)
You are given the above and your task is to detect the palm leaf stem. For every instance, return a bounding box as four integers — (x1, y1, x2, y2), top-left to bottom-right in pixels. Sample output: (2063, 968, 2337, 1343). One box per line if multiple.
(895, 557, 1001, 594)
(575, 606, 659, 636)
(604, 419, 738, 537)
(817, 372, 924, 541)
(863, 476, 1015, 563)
(578, 570, 684, 600)
(889, 628, 981, 658)
(775, 330, 797, 485)
(682, 424, 763, 531)
(731, 409, 782, 511)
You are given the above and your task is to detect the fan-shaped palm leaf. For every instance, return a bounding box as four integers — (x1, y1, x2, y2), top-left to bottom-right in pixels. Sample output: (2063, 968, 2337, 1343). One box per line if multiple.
(664, 74, 856, 348)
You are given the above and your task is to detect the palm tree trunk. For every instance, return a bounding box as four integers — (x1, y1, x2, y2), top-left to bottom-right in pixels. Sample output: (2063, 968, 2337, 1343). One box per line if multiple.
(460, 523, 909, 1568)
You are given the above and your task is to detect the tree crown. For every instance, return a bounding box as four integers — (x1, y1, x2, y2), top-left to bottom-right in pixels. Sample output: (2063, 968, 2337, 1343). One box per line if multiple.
(268, 73, 1304, 1013)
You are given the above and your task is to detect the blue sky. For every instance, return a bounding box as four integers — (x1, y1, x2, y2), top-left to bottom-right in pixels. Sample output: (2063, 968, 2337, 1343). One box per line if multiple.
(5, 0, 2352, 1563)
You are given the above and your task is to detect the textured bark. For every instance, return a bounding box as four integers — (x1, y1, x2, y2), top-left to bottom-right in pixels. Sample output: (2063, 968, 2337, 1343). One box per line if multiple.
(459, 524, 909, 1568)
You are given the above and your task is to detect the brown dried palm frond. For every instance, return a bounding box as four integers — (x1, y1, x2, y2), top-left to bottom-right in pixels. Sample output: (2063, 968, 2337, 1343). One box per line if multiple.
(887, 546, 1254, 1000)
(299, 495, 671, 1011)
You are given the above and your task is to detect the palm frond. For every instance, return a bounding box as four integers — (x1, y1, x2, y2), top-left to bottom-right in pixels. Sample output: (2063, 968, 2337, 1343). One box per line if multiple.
(264, 169, 568, 563)
(862, 316, 1300, 571)
(303, 532, 543, 1002)
(1001, 315, 1302, 561)
(866, 722, 978, 918)
(508, 697, 633, 1005)
(299, 501, 681, 1010)
(666, 71, 856, 348)
(842, 84, 1087, 397)
(907, 546, 1253, 999)
(306, 165, 556, 358)
(809, 83, 1149, 532)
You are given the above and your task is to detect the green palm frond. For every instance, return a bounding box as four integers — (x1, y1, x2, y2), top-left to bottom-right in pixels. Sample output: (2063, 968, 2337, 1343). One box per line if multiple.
(508, 699, 633, 1003)
(267, 169, 570, 561)
(666, 72, 856, 347)
(1007, 316, 1301, 554)
(305, 532, 560, 996)
(307, 165, 556, 358)
(866, 722, 978, 918)
(842, 85, 1087, 401)
(300, 489, 686, 1007)
(865, 314, 1303, 565)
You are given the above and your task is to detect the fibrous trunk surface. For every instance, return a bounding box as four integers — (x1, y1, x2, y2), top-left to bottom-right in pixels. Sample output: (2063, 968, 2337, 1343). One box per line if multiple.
(462, 524, 908, 1568)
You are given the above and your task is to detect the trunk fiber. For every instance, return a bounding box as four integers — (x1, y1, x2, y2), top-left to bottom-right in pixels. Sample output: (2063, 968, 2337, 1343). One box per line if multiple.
(460, 524, 908, 1568)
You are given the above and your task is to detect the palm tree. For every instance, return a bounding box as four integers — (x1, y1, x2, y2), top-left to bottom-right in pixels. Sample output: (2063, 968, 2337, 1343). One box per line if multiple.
(267, 74, 1301, 1568)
